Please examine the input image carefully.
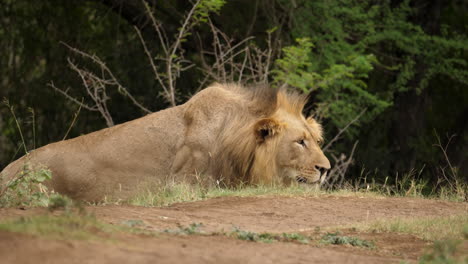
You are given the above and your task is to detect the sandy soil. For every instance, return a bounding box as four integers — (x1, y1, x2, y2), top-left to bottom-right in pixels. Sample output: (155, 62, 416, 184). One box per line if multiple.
(0, 195, 466, 264)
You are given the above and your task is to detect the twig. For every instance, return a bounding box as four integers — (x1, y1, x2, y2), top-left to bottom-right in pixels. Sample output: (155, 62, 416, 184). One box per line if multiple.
(323, 141, 358, 189)
(61, 42, 151, 114)
(166, 0, 202, 106)
(48, 82, 97, 111)
(28, 107, 36, 150)
(3, 98, 28, 154)
(141, 0, 169, 55)
(433, 132, 457, 180)
(323, 109, 366, 151)
(67, 59, 114, 127)
(62, 98, 83, 140)
(134, 26, 170, 99)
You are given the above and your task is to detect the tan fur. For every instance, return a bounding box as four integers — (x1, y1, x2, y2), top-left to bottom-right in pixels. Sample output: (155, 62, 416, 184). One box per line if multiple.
(0, 83, 330, 201)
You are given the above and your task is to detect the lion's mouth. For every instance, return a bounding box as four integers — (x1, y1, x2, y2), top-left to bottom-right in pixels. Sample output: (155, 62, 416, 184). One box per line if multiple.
(296, 176, 308, 183)
(295, 176, 320, 184)
(294, 168, 327, 185)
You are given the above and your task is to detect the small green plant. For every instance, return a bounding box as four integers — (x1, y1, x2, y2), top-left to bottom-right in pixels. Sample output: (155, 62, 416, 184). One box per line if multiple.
(164, 223, 204, 235)
(232, 228, 275, 243)
(320, 232, 374, 248)
(419, 240, 466, 264)
(281, 232, 310, 244)
(47, 193, 74, 211)
(0, 163, 53, 207)
(231, 228, 310, 244)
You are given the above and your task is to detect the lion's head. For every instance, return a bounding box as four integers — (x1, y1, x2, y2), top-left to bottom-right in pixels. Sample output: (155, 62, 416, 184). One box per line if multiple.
(212, 87, 331, 186)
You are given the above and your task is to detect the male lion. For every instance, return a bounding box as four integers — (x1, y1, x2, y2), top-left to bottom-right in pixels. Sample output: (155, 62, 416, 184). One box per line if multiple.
(0, 83, 330, 201)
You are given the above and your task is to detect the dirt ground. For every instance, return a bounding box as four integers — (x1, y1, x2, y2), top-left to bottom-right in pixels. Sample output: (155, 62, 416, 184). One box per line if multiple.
(0, 195, 466, 264)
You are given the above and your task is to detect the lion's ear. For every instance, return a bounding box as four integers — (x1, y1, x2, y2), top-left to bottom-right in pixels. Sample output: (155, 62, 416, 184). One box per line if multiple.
(254, 118, 283, 143)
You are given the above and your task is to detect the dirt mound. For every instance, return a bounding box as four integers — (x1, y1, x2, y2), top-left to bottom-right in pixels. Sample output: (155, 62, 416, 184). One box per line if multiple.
(1, 230, 406, 264)
(0, 195, 466, 264)
(94, 195, 466, 233)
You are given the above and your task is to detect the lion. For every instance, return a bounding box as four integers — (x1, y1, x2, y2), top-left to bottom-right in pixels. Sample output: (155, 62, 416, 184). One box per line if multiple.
(0, 83, 330, 201)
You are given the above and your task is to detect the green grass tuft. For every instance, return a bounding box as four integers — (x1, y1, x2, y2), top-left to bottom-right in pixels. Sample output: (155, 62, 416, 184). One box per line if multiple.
(320, 232, 374, 248)
(358, 214, 468, 241)
(164, 223, 204, 235)
(419, 239, 467, 264)
(231, 228, 311, 244)
(0, 213, 118, 240)
(127, 182, 324, 207)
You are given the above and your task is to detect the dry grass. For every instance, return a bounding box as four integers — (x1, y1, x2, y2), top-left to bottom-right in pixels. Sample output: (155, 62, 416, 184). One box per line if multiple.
(353, 214, 468, 241)
(127, 182, 326, 207)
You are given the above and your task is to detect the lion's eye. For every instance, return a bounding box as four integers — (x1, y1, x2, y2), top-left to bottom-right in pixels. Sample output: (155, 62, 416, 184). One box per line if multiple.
(297, 139, 307, 147)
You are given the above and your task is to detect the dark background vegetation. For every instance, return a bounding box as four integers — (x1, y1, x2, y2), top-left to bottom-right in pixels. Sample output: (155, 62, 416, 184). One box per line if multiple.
(0, 0, 466, 191)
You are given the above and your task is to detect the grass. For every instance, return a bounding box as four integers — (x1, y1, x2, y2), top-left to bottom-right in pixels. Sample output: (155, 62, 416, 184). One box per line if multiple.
(127, 182, 326, 207)
(419, 239, 467, 264)
(124, 166, 466, 207)
(354, 214, 468, 241)
(125, 177, 466, 208)
(0, 213, 119, 241)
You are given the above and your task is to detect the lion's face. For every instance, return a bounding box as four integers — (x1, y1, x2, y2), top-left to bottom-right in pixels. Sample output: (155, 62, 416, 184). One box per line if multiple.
(254, 110, 330, 185)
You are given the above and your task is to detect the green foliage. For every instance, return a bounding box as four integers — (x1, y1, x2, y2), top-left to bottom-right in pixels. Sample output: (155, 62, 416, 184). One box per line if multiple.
(275, 0, 468, 181)
(0, 164, 52, 207)
(273, 38, 319, 92)
(419, 240, 467, 264)
(0, 163, 73, 209)
(282, 0, 468, 92)
(320, 232, 374, 248)
(273, 38, 390, 134)
(193, 0, 226, 23)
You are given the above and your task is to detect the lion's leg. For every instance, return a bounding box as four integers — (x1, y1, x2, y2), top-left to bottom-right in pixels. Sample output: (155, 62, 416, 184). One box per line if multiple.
(170, 144, 210, 180)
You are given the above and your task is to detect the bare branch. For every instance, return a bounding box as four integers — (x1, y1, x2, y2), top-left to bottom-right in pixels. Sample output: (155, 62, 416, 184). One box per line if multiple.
(134, 26, 170, 98)
(48, 82, 97, 111)
(164, 0, 202, 106)
(141, 0, 169, 54)
(67, 59, 114, 127)
(323, 141, 358, 189)
(62, 42, 151, 114)
(433, 131, 461, 198)
(198, 18, 277, 86)
(323, 108, 366, 151)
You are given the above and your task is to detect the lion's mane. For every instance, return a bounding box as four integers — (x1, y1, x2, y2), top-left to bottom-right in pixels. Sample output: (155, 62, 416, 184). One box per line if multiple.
(205, 84, 310, 186)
